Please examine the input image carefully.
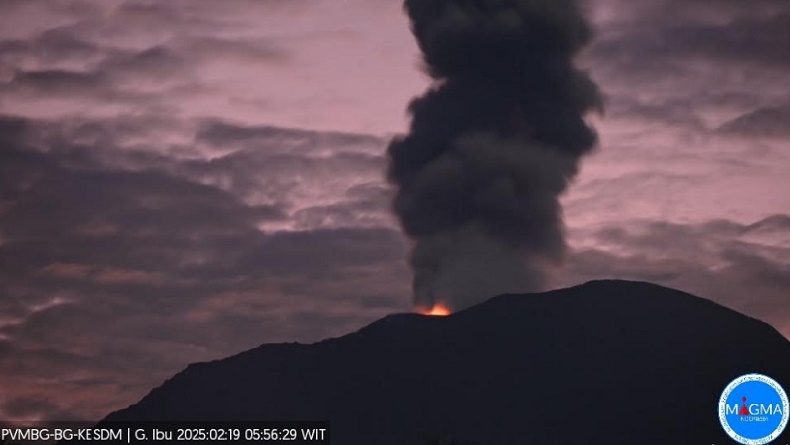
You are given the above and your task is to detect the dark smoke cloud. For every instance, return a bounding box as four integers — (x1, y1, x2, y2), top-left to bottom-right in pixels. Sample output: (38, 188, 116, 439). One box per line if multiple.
(387, 0, 602, 310)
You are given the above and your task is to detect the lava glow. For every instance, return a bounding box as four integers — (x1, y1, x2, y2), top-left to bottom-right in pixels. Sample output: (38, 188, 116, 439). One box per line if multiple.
(418, 304, 451, 316)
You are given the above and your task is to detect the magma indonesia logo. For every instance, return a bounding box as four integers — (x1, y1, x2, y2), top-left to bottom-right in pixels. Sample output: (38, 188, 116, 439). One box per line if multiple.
(719, 373, 789, 444)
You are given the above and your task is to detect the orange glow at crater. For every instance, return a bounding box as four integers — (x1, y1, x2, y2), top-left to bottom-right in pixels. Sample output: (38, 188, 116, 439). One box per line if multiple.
(418, 304, 452, 316)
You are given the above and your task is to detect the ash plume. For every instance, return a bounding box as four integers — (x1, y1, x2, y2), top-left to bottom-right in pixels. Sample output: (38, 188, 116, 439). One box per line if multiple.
(387, 0, 602, 310)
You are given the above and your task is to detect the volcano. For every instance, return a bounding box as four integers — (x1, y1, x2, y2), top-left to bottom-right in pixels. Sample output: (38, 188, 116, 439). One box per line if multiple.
(101, 280, 790, 444)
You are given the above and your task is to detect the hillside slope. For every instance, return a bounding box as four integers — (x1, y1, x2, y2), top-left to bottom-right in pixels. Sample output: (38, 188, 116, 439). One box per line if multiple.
(102, 280, 790, 444)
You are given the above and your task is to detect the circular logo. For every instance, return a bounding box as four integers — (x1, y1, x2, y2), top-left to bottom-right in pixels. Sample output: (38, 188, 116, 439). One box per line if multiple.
(719, 373, 789, 444)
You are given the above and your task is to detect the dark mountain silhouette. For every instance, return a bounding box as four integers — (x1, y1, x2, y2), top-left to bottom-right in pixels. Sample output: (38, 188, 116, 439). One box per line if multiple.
(102, 280, 790, 444)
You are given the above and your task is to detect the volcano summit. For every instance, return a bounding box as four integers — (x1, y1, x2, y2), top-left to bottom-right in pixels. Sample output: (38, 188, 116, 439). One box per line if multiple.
(100, 280, 790, 444)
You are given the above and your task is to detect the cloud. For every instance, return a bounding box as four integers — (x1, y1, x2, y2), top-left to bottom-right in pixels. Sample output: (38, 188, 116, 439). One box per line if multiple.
(9, 68, 104, 94)
(0, 114, 407, 423)
(0, 27, 101, 69)
(0, 0, 426, 133)
(0, 4, 291, 121)
(717, 106, 790, 138)
(556, 215, 790, 336)
(589, 0, 790, 66)
(0, 396, 78, 422)
(584, 0, 790, 135)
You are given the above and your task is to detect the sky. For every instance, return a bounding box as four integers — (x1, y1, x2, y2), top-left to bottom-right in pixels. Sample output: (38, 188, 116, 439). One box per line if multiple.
(0, 0, 788, 423)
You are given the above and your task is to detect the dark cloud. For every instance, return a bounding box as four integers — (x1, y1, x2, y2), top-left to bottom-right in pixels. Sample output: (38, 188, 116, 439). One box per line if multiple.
(197, 120, 384, 151)
(0, 116, 394, 282)
(388, 0, 601, 310)
(587, 0, 790, 88)
(0, 27, 99, 65)
(238, 227, 406, 279)
(9, 68, 104, 94)
(1, 45, 192, 105)
(0, 114, 30, 145)
(1, 151, 281, 268)
(0, 12, 288, 113)
(745, 214, 790, 232)
(0, 396, 78, 421)
(717, 106, 790, 138)
(558, 215, 790, 332)
(102, 45, 187, 80)
(188, 120, 391, 221)
(0, 114, 407, 422)
(591, 0, 790, 64)
(179, 36, 289, 65)
(602, 98, 707, 129)
(582, 0, 790, 133)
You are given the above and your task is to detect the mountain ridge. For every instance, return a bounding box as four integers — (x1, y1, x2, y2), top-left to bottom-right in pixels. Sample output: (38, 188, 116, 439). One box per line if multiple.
(101, 280, 790, 444)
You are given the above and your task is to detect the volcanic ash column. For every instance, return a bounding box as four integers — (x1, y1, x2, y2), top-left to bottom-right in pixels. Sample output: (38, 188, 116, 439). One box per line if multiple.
(387, 0, 602, 311)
